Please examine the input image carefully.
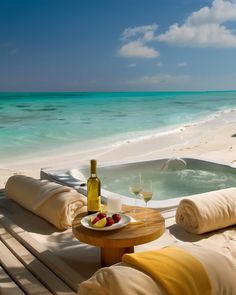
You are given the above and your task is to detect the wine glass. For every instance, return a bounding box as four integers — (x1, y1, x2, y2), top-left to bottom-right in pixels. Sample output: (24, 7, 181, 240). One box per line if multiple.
(140, 180, 153, 221)
(129, 174, 142, 213)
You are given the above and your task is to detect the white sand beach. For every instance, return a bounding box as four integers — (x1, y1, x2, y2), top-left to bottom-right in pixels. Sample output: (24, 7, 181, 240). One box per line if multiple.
(0, 110, 235, 188)
(0, 110, 236, 187)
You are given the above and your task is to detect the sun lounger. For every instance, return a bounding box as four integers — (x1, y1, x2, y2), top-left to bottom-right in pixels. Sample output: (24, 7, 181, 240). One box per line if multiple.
(0, 216, 77, 294)
(0, 222, 79, 293)
(0, 188, 101, 294)
(78, 244, 236, 295)
(1, 178, 236, 294)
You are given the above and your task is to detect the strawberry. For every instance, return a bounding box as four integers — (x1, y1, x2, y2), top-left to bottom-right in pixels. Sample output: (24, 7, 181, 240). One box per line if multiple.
(106, 217, 114, 226)
(97, 212, 107, 219)
(112, 213, 121, 223)
(91, 216, 100, 224)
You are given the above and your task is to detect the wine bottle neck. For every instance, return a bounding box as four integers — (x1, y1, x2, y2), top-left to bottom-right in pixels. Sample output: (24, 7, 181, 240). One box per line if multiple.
(90, 159, 97, 175)
(91, 173, 97, 177)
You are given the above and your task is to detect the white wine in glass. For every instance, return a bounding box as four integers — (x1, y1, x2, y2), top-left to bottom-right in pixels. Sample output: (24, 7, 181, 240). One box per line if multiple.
(129, 175, 142, 212)
(141, 191, 153, 204)
(140, 180, 153, 220)
(130, 185, 142, 196)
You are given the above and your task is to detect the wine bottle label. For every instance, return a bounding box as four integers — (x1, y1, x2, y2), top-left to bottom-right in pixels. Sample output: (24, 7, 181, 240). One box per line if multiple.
(88, 196, 101, 211)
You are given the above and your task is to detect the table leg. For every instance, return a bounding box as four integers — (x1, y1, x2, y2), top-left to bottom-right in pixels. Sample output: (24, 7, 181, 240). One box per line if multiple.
(101, 246, 134, 267)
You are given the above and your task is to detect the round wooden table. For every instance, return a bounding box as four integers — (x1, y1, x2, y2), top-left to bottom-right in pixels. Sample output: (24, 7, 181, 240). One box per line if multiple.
(72, 206, 165, 267)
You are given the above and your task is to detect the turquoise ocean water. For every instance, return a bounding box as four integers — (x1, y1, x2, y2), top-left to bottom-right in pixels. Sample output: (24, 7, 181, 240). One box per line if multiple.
(1, 91, 236, 161)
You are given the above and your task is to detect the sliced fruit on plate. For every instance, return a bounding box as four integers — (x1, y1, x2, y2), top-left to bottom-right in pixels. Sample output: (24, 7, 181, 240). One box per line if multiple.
(90, 212, 122, 228)
(97, 212, 107, 219)
(92, 217, 107, 228)
(112, 213, 121, 223)
(91, 216, 100, 224)
(106, 216, 115, 226)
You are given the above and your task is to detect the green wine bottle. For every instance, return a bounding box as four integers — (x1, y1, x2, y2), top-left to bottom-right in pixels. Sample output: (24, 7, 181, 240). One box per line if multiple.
(87, 159, 101, 215)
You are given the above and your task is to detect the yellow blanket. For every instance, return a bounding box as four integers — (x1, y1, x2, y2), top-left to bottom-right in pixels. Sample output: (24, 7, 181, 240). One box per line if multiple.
(122, 246, 211, 295)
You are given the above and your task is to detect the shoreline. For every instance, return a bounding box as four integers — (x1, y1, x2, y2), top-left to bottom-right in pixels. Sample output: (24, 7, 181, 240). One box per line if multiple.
(1, 107, 235, 162)
(0, 110, 236, 187)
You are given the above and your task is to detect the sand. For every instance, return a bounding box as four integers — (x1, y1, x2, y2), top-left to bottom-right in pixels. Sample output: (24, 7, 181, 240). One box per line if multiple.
(0, 110, 236, 288)
(0, 110, 235, 188)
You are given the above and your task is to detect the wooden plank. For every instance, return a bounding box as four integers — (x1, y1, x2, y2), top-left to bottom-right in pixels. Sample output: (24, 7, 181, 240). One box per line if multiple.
(0, 241, 52, 294)
(0, 265, 25, 295)
(0, 215, 82, 291)
(0, 224, 76, 295)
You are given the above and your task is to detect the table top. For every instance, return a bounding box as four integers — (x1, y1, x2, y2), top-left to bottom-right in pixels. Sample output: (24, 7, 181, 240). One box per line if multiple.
(72, 206, 165, 248)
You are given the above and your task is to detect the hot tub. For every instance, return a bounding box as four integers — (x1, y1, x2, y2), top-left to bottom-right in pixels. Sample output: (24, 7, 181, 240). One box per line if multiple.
(40, 158, 236, 209)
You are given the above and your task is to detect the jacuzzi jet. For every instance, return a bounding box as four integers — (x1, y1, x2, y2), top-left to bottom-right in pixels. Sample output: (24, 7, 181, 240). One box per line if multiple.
(161, 157, 187, 171)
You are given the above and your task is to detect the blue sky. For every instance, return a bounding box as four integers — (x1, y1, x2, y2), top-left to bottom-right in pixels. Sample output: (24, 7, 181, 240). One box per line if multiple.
(1, 0, 236, 91)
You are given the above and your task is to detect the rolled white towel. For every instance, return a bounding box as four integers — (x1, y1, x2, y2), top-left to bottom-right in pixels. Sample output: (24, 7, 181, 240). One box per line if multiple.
(176, 187, 236, 234)
(5, 175, 87, 230)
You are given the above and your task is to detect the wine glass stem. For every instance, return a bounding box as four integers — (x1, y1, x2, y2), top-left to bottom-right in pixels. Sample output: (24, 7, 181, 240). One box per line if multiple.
(145, 202, 148, 221)
(133, 193, 139, 212)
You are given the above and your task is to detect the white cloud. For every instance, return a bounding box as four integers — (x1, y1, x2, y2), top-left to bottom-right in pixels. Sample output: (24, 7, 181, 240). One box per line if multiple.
(119, 41, 159, 58)
(188, 0, 236, 25)
(121, 24, 158, 42)
(158, 0, 236, 47)
(119, 0, 236, 60)
(119, 24, 159, 58)
(176, 62, 187, 67)
(158, 23, 236, 47)
(126, 74, 190, 85)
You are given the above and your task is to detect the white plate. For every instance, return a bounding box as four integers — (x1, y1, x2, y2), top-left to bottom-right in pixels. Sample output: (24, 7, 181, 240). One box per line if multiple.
(81, 213, 131, 231)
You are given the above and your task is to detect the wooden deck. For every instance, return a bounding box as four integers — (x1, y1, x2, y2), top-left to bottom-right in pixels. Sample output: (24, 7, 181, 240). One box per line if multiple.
(0, 190, 80, 294)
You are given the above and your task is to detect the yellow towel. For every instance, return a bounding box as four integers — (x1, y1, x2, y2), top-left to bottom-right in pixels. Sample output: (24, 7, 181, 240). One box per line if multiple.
(122, 246, 211, 295)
